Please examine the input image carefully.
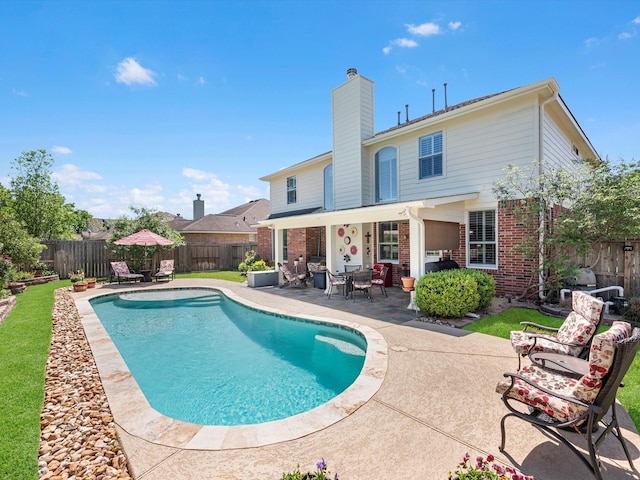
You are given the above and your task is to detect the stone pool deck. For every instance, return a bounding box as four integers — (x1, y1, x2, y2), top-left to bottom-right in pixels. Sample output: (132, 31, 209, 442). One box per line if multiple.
(69, 279, 640, 480)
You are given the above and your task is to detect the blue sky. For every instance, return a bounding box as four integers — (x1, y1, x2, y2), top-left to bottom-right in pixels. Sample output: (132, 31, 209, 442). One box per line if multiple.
(1, 1, 639, 220)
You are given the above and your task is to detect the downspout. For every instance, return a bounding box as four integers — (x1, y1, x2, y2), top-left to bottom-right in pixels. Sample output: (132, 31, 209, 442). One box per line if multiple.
(404, 206, 425, 278)
(538, 92, 558, 300)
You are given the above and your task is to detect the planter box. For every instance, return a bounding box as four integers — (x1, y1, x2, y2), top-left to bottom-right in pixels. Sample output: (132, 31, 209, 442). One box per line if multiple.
(247, 270, 279, 288)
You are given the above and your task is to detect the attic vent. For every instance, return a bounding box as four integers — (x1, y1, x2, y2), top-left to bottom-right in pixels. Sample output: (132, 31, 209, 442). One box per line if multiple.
(572, 144, 579, 156)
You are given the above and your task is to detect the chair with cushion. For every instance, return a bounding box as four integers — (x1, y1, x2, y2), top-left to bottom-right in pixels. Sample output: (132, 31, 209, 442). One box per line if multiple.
(371, 266, 388, 297)
(351, 270, 373, 301)
(154, 259, 175, 282)
(110, 261, 144, 284)
(510, 290, 604, 368)
(326, 270, 346, 299)
(278, 262, 307, 288)
(496, 321, 638, 480)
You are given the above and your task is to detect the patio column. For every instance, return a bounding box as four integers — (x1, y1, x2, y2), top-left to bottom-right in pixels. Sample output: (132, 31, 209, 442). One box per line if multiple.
(273, 227, 282, 274)
(406, 207, 425, 279)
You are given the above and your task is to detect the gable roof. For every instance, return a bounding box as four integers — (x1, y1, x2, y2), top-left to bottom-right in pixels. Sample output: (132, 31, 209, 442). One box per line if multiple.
(168, 198, 271, 234)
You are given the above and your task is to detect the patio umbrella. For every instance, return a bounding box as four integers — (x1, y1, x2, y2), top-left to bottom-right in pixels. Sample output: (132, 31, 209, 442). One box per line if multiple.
(114, 229, 174, 268)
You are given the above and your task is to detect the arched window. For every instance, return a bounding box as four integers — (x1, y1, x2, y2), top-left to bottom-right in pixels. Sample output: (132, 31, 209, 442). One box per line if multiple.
(375, 147, 397, 203)
(324, 164, 333, 210)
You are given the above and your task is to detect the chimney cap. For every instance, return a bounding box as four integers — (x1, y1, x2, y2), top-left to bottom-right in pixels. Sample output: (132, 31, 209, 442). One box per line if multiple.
(346, 67, 358, 79)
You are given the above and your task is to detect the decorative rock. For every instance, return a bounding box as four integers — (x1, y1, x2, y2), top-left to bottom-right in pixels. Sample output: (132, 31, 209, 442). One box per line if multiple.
(38, 289, 133, 480)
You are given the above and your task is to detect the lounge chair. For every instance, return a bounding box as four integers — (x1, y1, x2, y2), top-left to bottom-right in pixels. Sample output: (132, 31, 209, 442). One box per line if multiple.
(278, 262, 307, 287)
(154, 259, 175, 281)
(110, 261, 144, 284)
(510, 290, 604, 368)
(496, 321, 638, 480)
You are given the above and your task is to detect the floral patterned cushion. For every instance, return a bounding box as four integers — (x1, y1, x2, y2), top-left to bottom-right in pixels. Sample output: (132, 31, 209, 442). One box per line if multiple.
(110, 261, 142, 277)
(510, 291, 603, 357)
(498, 321, 632, 423)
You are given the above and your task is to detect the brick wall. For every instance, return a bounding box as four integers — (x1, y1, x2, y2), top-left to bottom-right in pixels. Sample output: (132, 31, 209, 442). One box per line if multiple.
(256, 227, 272, 262)
(453, 200, 538, 299)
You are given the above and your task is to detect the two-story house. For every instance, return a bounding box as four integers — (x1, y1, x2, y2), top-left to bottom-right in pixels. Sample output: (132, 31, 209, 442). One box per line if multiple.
(257, 68, 598, 297)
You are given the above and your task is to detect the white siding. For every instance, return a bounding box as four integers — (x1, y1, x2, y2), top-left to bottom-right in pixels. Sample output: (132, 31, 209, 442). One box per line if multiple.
(542, 111, 587, 175)
(332, 75, 374, 210)
(268, 160, 331, 215)
(397, 102, 538, 205)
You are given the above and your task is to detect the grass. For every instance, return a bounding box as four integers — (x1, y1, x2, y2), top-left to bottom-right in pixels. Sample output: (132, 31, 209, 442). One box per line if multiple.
(463, 307, 640, 429)
(0, 281, 58, 480)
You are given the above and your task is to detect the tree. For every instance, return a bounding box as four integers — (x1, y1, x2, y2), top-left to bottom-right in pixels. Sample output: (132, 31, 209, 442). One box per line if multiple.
(9, 149, 91, 240)
(492, 159, 640, 300)
(109, 207, 184, 271)
(0, 184, 44, 268)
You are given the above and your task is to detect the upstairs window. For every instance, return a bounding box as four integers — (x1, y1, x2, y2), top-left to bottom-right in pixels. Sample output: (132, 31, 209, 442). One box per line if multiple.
(468, 210, 496, 267)
(286, 176, 297, 204)
(324, 164, 333, 210)
(375, 147, 397, 203)
(419, 131, 443, 179)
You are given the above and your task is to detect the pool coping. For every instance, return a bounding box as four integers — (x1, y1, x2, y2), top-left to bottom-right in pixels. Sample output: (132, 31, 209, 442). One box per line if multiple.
(75, 285, 388, 450)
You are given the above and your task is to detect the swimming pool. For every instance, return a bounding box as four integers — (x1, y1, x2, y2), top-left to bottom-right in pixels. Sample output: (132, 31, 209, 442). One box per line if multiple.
(76, 283, 387, 450)
(90, 288, 366, 426)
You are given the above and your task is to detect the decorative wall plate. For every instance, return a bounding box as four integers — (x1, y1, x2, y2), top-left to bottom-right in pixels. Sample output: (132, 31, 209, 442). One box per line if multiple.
(350, 245, 358, 255)
(349, 226, 358, 237)
(338, 245, 345, 254)
(338, 227, 345, 237)
(344, 236, 351, 245)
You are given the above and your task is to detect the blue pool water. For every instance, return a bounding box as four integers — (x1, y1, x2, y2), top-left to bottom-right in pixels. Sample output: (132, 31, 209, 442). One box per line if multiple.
(90, 289, 366, 426)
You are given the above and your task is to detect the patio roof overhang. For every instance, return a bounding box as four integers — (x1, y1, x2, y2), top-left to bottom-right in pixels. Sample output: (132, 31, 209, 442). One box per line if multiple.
(257, 192, 480, 230)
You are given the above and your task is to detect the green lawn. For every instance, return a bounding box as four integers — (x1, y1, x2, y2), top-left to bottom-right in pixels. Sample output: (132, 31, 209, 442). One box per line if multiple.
(463, 307, 640, 429)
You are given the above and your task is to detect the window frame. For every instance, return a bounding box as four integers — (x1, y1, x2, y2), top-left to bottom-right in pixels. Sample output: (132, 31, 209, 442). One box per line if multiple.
(286, 175, 297, 205)
(282, 228, 288, 262)
(467, 209, 497, 268)
(418, 131, 443, 180)
(375, 146, 397, 203)
(377, 221, 399, 262)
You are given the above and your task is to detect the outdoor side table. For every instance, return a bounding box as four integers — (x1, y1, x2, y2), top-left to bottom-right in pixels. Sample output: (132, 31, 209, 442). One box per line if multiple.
(529, 352, 589, 376)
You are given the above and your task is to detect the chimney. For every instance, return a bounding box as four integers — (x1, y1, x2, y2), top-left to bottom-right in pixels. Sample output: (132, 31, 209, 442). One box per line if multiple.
(193, 193, 205, 220)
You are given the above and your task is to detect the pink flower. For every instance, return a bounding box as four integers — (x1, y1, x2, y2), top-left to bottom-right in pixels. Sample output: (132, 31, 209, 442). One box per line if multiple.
(493, 463, 506, 475)
(486, 454, 494, 462)
(476, 456, 484, 469)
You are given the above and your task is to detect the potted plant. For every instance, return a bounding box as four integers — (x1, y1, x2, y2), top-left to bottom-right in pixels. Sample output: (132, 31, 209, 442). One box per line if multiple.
(85, 277, 97, 288)
(69, 271, 87, 292)
(33, 262, 47, 277)
(401, 276, 415, 291)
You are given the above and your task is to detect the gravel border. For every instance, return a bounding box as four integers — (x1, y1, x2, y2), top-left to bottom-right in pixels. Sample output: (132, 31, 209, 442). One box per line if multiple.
(38, 288, 132, 480)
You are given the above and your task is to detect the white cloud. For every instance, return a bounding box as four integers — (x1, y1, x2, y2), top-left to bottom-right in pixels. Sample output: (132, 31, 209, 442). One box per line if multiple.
(619, 31, 634, 39)
(52, 163, 102, 191)
(197, 76, 206, 85)
(406, 22, 442, 37)
(115, 57, 157, 86)
(12, 89, 27, 97)
(382, 38, 418, 55)
(177, 73, 187, 81)
(51, 145, 72, 155)
(584, 37, 599, 48)
(633, 16, 640, 24)
(448, 21, 462, 31)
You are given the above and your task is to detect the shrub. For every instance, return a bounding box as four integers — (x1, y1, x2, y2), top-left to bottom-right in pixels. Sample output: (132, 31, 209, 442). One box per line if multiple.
(415, 270, 480, 318)
(281, 458, 337, 480)
(461, 269, 496, 310)
(623, 296, 640, 325)
(238, 250, 270, 275)
(0, 257, 17, 286)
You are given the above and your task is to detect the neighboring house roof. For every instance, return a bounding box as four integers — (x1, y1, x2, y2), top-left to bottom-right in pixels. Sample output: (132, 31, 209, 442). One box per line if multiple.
(169, 198, 271, 234)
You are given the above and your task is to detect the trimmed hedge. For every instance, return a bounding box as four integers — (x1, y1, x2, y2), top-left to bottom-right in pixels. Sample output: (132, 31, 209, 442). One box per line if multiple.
(414, 268, 495, 317)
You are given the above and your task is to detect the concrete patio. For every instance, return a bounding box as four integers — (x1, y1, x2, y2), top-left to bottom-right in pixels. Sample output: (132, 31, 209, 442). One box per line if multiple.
(76, 279, 640, 480)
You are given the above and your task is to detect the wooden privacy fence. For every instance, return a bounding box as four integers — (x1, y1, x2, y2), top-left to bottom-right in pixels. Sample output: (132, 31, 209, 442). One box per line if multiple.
(40, 241, 257, 279)
(577, 241, 640, 297)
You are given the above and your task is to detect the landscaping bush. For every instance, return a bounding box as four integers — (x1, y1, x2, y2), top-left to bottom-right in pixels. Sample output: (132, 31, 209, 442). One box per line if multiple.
(238, 250, 270, 274)
(415, 269, 480, 318)
(461, 269, 496, 310)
